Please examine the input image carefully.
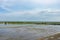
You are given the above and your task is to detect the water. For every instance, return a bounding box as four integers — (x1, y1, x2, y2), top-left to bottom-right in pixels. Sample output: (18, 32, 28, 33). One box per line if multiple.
(0, 24, 60, 40)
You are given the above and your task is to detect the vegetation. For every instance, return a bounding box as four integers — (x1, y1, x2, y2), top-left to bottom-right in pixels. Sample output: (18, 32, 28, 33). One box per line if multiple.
(0, 21, 60, 25)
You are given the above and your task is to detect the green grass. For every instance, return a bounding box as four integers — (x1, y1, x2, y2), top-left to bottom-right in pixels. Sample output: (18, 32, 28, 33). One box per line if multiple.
(0, 21, 60, 25)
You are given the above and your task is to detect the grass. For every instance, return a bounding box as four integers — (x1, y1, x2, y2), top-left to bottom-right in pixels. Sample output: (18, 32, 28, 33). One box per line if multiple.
(0, 21, 60, 25)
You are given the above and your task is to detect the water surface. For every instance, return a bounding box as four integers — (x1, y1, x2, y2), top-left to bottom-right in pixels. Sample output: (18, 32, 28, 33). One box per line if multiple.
(0, 24, 60, 40)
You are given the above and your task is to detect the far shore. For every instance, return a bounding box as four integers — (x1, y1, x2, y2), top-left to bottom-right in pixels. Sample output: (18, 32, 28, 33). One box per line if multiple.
(0, 21, 60, 25)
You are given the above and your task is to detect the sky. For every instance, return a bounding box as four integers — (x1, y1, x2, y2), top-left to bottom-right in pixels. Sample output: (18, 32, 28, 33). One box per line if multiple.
(0, 0, 60, 21)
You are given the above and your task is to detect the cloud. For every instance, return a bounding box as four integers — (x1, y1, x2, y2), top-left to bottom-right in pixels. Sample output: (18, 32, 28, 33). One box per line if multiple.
(0, 0, 59, 12)
(0, 0, 16, 11)
(0, 9, 60, 21)
(16, 0, 57, 5)
(0, 0, 60, 21)
(30, 0, 57, 5)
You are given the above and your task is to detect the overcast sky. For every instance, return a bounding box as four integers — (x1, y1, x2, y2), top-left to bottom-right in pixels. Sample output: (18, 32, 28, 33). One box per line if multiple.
(0, 0, 60, 21)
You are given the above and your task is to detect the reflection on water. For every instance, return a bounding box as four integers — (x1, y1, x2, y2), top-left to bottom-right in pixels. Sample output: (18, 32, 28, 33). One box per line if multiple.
(0, 24, 60, 40)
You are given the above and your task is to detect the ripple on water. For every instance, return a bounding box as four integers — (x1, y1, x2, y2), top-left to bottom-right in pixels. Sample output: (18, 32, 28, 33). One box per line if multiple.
(0, 25, 60, 40)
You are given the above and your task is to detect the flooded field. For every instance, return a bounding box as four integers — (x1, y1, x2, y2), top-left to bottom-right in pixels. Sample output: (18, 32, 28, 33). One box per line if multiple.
(0, 24, 60, 40)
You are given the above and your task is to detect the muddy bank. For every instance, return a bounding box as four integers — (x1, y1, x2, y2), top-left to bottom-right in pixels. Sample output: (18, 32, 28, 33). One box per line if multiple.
(38, 33, 60, 40)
